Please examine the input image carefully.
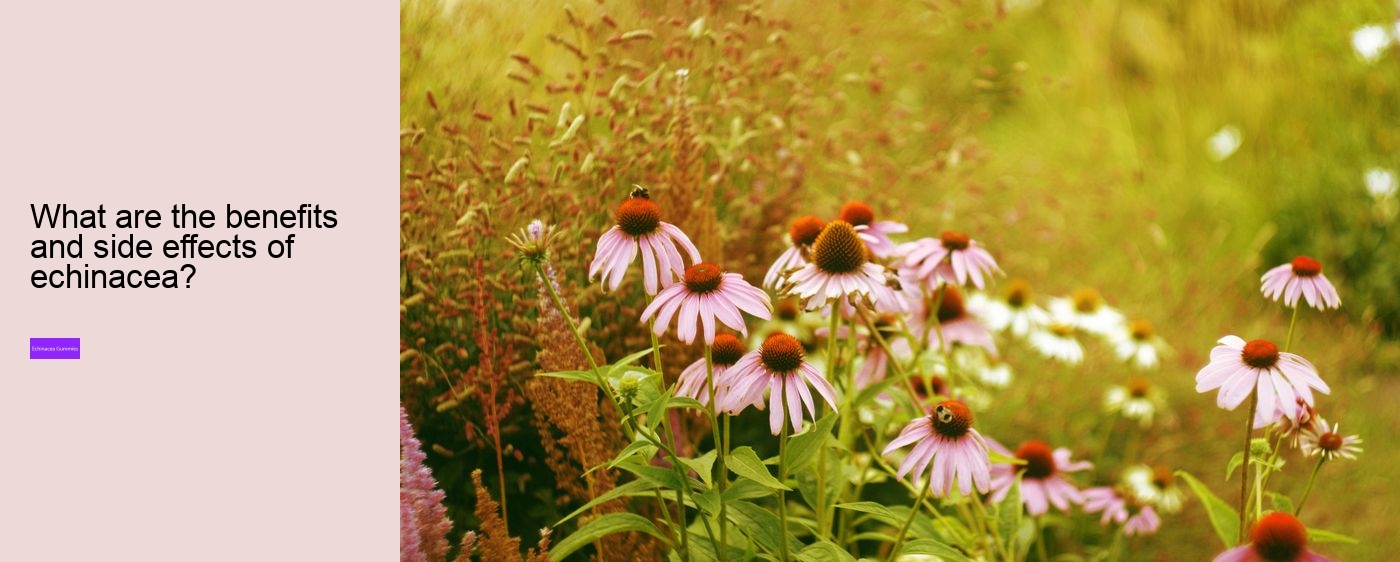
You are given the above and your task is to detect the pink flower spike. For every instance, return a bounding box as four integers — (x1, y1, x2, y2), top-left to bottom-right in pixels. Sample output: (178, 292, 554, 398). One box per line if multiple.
(881, 401, 992, 497)
(1195, 336, 1329, 421)
(588, 194, 702, 295)
(716, 333, 838, 434)
(641, 263, 771, 345)
(1260, 256, 1341, 310)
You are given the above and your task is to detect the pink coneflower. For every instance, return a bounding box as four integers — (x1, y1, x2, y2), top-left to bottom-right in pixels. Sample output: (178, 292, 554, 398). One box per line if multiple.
(1260, 256, 1341, 310)
(1299, 418, 1363, 461)
(1253, 397, 1317, 444)
(903, 230, 1003, 290)
(764, 215, 825, 290)
(881, 400, 992, 497)
(787, 221, 888, 310)
(839, 200, 908, 258)
(1195, 336, 1330, 421)
(909, 285, 998, 357)
(1213, 512, 1335, 562)
(676, 334, 747, 406)
(641, 262, 772, 345)
(1081, 487, 1161, 536)
(589, 190, 702, 295)
(854, 314, 913, 389)
(987, 439, 1092, 516)
(719, 333, 838, 434)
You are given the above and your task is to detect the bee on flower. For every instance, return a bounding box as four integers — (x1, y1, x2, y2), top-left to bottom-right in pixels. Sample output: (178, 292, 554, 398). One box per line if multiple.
(882, 401, 992, 497)
(589, 187, 702, 295)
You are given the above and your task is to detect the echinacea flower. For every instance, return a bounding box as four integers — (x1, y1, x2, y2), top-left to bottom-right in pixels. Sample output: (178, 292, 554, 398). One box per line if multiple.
(1256, 398, 1318, 445)
(1104, 377, 1166, 428)
(1109, 319, 1168, 369)
(676, 334, 747, 406)
(1123, 465, 1185, 514)
(909, 285, 998, 357)
(854, 314, 913, 389)
(970, 278, 1049, 337)
(1047, 288, 1123, 336)
(1299, 418, 1363, 461)
(1213, 512, 1335, 562)
(881, 400, 992, 497)
(1195, 336, 1330, 421)
(1027, 322, 1084, 365)
(1260, 256, 1341, 310)
(1082, 487, 1161, 536)
(786, 221, 888, 310)
(720, 332, 838, 434)
(903, 230, 1003, 290)
(642, 263, 772, 345)
(764, 215, 825, 290)
(987, 439, 1092, 516)
(839, 200, 908, 258)
(589, 190, 702, 295)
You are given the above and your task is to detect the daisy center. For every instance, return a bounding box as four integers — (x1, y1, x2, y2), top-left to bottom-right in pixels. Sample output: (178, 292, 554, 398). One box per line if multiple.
(930, 400, 973, 438)
(1004, 278, 1032, 307)
(615, 197, 662, 236)
(1290, 256, 1322, 277)
(759, 332, 805, 373)
(711, 334, 746, 366)
(940, 230, 970, 250)
(789, 215, 826, 246)
(1318, 432, 1343, 451)
(1250, 512, 1307, 562)
(838, 200, 875, 227)
(684, 263, 724, 293)
(1072, 288, 1102, 313)
(1127, 376, 1152, 398)
(1150, 466, 1174, 490)
(810, 221, 868, 274)
(1014, 440, 1056, 479)
(1129, 319, 1153, 340)
(1050, 323, 1074, 337)
(935, 286, 966, 323)
(1241, 339, 1280, 369)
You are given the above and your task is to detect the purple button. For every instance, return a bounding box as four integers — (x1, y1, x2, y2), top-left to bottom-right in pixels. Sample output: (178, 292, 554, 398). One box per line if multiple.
(31, 338, 80, 359)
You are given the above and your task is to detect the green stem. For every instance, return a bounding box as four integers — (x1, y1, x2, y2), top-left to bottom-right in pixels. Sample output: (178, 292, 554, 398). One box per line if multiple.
(1035, 516, 1050, 562)
(821, 310, 842, 540)
(778, 380, 792, 562)
(1295, 457, 1326, 517)
(1239, 389, 1258, 544)
(888, 482, 932, 560)
(1108, 529, 1124, 562)
(705, 345, 730, 562)
(534, 264, 632, 437)
(1284, 304, 1301, 353)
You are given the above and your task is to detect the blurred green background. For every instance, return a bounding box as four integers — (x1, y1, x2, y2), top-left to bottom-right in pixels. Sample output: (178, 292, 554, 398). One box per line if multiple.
(402, 0, 1399, 559)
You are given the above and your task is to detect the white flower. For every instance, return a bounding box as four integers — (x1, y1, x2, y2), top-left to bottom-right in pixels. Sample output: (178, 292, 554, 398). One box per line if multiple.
(1365, 167, 1397, 199)
(1207, 125, 1242, 161)
(1352, 24, 1393, 63)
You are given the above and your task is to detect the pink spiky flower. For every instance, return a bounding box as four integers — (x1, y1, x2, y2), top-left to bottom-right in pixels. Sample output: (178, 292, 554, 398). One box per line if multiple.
(1214, 512, 1336, 562)
(676, 334, 747, 406)
(718, 332, 839, 434)
(903, 230, 1003, 290)
(764, 215, 825, 289)
(1195, 336, 1329, 421)
(987, 439, 1091, 516)
(401, 406, 452, 562)
(641, 262, 772, 345)
(839, 200, 908, 258)
(882, 400, 992, 497)
(1260, 256, 1341, 310)
(786, 221, 888, 310)
(589, 189, 702, 295)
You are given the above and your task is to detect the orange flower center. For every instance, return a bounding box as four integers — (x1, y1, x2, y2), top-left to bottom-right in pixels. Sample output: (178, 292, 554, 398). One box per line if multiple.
(759, 332, 805, 373)
(931, 400, 974, 438)
(810, 221, 867, 274)
(711, 334, 747, 366)
(1127, 376, 1153, 398)
(615, 197, 662, 236)
(1015, 440, 1056, 479)
(789, 215, 826, 246)
(1129, 319, 1153, 340)
(940, 230, 970, 250)
(1250, 512, 1307, 562)
(838, 200, 875, 227)
(1318, 432, 1343, 451)
(1150, 466, 1174, 490)
(1241, 339, 1280, 369)
(1072, 288, 1102, 313)
(1290, 256, 1322, 277)
(683, 263, 724, 293)
(1004, 278, 1032, 307)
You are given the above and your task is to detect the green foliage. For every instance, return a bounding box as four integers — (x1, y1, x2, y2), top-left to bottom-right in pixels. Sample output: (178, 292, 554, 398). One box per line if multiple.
(1177, 471, 1240, 549)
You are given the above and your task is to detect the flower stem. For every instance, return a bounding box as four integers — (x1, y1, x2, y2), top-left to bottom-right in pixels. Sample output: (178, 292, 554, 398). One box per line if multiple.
(777, 380, 792, 562)
(533, 264, 632, 437)
(1035, 516, 1050, 562)
(888, 481, 932, 560)
(705, 345, 730, 562)
(1239, 389, 1258, 544)
(1295, 457, 1326, 517)
(1284, 304, 1301, 353)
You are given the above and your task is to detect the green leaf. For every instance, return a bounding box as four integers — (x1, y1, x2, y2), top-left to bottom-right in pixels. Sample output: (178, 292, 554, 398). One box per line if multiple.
(1307, 528, 1360, 544)
(642, 384, 672, 431)
(1266, 492, 1294, 515)
(606, 346, 659, 376)
(681, 450, 717, 487)
(607, 439, 659, 470)
(615, 458, 687, 491)
(782, 413, 838, 473)
(557, 479, 659, 525)
(727, 500, 792, 555)
(722, 478, 774, 502)
(667, 396, 708, 411)
(1177, 470, 1239, 548)
(536, 368, 602, 385)
(1226, 452, 1245, 481)
(692, 488, 721, 516)
(796, 540, 857, 562)
(835, 502, 902, 526)
(729, 446, 790, 490)
(550, 512, 667, 560)
(850, 375, 900, 409)
(902, 538, 973, 562)
(988, 450, 1028, 465)
(996, 476, 1022, 554)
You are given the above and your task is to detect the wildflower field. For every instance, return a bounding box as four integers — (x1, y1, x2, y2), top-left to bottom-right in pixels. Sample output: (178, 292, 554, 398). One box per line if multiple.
(400, 1, 1400, 560)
